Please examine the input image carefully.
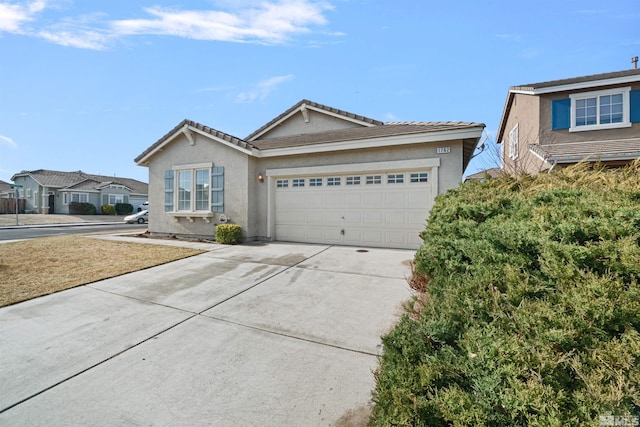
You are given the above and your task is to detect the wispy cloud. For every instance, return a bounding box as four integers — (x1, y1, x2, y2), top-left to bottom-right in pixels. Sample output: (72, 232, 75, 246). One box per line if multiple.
(236, 74, 294, 103)
(0, 0, 47, 32)
(0, 0, 335, 49)
(0, 135, 17, 148)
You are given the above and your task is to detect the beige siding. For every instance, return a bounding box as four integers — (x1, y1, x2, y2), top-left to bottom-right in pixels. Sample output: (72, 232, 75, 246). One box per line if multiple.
(501, 93, 546, 175)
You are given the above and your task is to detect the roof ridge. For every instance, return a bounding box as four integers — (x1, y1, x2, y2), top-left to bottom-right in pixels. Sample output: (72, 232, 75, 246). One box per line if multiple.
(245, 99, 383, 141)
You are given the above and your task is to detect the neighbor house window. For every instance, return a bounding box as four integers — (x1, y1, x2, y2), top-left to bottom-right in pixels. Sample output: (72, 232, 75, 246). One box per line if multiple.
(26, 188, 32, 198)
(509, 123, 519, 160)
(410, 172, 428, 183)
(346, 176, 361, 185)
(569, 87, 631, 132)
(309, 178, 322, 187)
(71, 193, 89, 203)
(387, 174, 404, 184)
(63, 193, 68, 205)
(366, 175, 381, 185)
(108, 194, 124, 205)
(327, 177, 341, 186)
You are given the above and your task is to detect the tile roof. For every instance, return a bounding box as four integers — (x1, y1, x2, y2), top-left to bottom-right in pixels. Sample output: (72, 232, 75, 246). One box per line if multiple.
(134, 119, 250, 164)
(530, 138, 640, 163)
(464, 167, 504, 181)
(251, 121, 484, 150)
(246, 99, 384, 141)
(12, 169, 148, 193)
(511, 68, 640, 92)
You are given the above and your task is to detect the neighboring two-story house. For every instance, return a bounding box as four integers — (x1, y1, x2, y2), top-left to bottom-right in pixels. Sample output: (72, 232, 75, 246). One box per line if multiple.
(10, 169, 148, 214)
(497, 68, 640, 175)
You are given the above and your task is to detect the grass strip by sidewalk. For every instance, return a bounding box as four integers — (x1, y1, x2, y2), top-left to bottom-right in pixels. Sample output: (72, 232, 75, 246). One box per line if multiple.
(0, 235, 205, 307)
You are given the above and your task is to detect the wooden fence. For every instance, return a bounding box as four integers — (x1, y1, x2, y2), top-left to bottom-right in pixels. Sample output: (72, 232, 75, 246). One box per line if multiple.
(0, 198, 26, 214)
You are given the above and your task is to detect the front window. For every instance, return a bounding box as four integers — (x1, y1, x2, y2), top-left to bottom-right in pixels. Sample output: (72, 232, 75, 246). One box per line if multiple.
(176, 168, 210, 211)
(509, 123, 519, 160)
(570, 87, 630, 132)
(108, 194, 124, 205)
(71, 193, 89, 203)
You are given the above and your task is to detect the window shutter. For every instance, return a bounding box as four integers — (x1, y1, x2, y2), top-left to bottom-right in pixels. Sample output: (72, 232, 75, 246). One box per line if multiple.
(164, 170, 174, 212)
(551, 98, 571, 130)
(211, 166, 224, 213)
(630, 90, 640, 123)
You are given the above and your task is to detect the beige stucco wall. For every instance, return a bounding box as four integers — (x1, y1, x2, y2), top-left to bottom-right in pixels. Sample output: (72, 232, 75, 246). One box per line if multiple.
(539, 82, 640, 145)
(146, 133, 252, 240)
(250, 140, 465, 240)
(501, 93, 546, 175)
(257, 109, 362, 139)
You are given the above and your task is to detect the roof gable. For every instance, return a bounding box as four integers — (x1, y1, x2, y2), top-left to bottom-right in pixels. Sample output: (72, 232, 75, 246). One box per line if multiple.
(135, 119, 252, 166)
(246, 99, 383, 142)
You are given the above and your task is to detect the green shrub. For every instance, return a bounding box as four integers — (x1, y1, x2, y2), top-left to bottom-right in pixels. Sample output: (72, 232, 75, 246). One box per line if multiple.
(101, 205, 116, 215)
(115, 203, 133, 215)
(69, 202, 96, 215)
(371, 161, 640, 426)
(215, 223, 242, 244)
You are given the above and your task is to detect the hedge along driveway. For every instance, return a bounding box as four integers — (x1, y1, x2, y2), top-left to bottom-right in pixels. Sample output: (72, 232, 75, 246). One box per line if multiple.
(371, 161, 640, 426)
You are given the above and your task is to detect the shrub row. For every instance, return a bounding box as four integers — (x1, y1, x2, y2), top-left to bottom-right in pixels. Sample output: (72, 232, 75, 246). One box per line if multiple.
(371, 161, 640, 426)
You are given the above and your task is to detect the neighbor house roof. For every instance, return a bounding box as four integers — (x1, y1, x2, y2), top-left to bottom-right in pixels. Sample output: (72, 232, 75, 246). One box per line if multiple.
(246, 99, 384, 141)
(11, 170, 148, 194)
(497, 68, 640, 143)
(464, 167, 504, 182)
(530, 138, 640, 164)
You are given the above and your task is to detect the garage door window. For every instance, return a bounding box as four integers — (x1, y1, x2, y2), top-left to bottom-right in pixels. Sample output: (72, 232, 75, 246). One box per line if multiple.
(292, 178, 305, 187)
(277, 179, 289, 188)
(346, 176, 361, 185)
(410, 172, 428, 183)
(366, 175, 382, 185)
(327, 177, 341, 186)
(309, 178, 323, 187)
(387, 173, 404, 184)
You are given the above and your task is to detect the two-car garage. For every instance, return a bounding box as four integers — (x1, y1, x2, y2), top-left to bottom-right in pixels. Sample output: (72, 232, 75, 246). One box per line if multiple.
(268, 159, 439, 249)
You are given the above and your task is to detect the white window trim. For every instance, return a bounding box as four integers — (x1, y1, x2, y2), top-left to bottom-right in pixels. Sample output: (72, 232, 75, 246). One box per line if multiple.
(569, 87, 631, 132)
(108, 194, 124, 205)
(173, 166, 212, 213)
(509, 123, 519, 160)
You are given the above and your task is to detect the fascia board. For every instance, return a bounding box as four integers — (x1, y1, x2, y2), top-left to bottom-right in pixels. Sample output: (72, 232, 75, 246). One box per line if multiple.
(530, 75, 640, 95)
(254, 127, 484, 158)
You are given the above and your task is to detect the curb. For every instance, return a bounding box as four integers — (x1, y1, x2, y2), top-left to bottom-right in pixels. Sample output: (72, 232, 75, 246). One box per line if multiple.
(0, 222, 126, 230)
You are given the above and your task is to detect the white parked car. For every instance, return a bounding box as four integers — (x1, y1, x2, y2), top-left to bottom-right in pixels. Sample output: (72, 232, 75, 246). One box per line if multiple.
(137, 201, 149, 212)
(124, 210, 148, 224)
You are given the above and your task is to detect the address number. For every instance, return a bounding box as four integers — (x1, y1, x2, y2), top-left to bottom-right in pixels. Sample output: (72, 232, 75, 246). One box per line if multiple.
(437, 147, 451, 154)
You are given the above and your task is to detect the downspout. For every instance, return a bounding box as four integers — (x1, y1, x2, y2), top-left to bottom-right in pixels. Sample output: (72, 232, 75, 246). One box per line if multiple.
(547, 160, 557, 174)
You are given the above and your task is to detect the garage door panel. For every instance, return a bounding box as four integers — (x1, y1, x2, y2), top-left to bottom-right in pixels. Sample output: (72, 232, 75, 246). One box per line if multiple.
(274, 168, 435, 249)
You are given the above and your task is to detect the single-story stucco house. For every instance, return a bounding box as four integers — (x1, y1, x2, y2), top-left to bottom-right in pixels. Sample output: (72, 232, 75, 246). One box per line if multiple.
(10, 169, 148, 214)
(135, 99, 485, 249)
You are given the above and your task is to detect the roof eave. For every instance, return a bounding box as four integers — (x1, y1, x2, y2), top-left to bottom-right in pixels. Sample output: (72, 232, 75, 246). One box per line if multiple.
(254, 126, 485, 158)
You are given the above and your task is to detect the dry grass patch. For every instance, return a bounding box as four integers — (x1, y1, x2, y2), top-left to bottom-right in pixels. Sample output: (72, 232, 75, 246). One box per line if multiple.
(0, 235, 205, 307)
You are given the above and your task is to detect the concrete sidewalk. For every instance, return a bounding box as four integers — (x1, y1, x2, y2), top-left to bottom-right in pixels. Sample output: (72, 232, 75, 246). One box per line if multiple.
(0, 237, 414, 426)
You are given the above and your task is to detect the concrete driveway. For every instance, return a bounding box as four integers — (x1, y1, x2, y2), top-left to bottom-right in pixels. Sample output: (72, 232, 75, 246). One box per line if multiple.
(0, 239, 413, 426)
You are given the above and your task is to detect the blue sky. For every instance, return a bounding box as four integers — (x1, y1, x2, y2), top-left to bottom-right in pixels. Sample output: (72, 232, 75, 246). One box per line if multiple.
(1, 0, 638, 184)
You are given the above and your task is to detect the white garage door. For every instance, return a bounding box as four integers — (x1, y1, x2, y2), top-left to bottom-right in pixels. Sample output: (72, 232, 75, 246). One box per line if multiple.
(274, 170, 434, 249)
